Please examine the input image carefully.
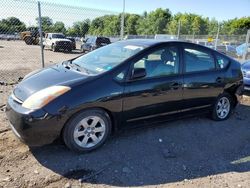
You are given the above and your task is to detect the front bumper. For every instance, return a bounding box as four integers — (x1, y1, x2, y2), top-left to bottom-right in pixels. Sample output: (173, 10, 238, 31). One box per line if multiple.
(5, 96, 65, 146)
(243, 75, 250, 96)
(243, 84, 250, 96)
(55, 43, 72, 50)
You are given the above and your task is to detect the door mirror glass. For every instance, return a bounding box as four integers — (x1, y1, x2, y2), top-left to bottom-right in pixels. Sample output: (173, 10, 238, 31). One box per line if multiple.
(49, 37, 52, 40)
(131, 68, 146, 79)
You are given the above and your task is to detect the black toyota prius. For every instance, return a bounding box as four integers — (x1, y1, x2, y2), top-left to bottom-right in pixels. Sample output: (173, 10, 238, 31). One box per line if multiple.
(6, 39, 243, 152)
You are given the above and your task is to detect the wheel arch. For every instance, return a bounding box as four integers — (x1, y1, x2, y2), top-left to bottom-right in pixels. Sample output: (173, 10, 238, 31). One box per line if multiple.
(224, 84, 242, 108)
(60, 106, 117, 140)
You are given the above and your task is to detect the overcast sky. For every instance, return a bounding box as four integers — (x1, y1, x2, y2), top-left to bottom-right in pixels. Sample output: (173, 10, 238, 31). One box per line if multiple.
(1, 0, 249, 27)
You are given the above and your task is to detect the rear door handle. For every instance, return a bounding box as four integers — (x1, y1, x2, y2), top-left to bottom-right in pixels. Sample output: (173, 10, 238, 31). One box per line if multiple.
(170, 82, 181, 90)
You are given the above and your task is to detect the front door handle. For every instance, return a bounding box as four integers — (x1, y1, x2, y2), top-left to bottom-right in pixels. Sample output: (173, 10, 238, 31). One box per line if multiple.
(216, 77, 223, 83)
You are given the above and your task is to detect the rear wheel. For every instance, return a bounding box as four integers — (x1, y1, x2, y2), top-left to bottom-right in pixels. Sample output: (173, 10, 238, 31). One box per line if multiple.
(63, 109, 111, 153)
(211, 93, 233, 121)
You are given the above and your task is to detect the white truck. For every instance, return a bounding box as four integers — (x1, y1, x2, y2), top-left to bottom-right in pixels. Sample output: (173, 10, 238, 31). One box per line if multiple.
(43, 33, 72, 52)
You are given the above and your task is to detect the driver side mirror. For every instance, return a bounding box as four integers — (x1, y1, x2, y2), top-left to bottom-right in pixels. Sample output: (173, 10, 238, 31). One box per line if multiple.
(49, 37, 52, 40)
(131, 68, 146, 80)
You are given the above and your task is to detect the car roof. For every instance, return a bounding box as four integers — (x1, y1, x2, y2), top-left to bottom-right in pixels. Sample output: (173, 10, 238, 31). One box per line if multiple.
(116, 39, 187, 47)
(117, 39, 232, 58)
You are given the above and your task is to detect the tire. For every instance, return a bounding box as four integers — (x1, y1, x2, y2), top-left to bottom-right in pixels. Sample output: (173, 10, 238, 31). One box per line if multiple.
(247, 52, 250, 59)
(24, 36, 33, 45)
(63, 109, 112, 153)
(81, 48, 85, 53)
(32, 38, 39, 45)
(90, 46, 95, 51)
(67, 47, 72, 52)
(211, 93, 233, 121)
(52, 44, 57, 52)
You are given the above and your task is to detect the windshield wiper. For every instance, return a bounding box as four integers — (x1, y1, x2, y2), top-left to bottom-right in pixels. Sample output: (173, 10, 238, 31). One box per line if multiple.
(64, 61, 90, 74)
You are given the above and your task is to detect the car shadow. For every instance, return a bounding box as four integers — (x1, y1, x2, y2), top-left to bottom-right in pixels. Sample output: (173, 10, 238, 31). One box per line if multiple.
(62, 50, 83, 55)
(30, 103, 250, 187)
(43, 49, 83, 55)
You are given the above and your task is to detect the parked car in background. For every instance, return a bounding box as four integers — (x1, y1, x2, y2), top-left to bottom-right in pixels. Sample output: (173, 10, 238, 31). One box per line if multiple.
(43, 33, 72, 52)
(154, 34, 177, 40)
(6, 40, 243, 152)
(196, 40, 209, 46)
(236, 43, 250, 59)
(81, 36, 111, 53)
(0, 34, 20, 41)
(241, 60, 250, 95)
(216, 45, 237, 58)
(66, 37, 76, 50)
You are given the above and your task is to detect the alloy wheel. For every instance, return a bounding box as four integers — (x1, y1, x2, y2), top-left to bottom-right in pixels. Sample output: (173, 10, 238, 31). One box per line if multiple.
(216, 97, 230, 119)
(73, 116, 106, 148)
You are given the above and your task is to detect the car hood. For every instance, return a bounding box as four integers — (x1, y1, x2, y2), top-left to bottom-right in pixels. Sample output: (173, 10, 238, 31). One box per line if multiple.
(13, 64, 89, 102)
(242, 61, 250, 71)
(52, 38, 71, 42)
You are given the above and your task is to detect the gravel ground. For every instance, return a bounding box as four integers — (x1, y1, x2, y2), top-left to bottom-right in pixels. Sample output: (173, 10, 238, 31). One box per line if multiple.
(1, 41, 250, 188)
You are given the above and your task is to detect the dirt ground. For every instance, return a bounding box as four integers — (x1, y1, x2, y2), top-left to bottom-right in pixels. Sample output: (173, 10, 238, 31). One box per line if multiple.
(1, 41, 250, 188)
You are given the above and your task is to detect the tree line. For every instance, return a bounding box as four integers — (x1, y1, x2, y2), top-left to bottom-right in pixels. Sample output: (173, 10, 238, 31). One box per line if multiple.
(0, 8, 249, 37)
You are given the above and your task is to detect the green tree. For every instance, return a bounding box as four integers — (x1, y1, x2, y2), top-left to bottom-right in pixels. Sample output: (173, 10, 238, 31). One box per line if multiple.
(167, 13, 208, 35)
(89, 15, 120, 36)
(36, 16, 53, 32)
(208, 18, 219, 36)
(103, 15, 120, 36)
(221, 17, 250, 35)
(0, 17, 26, 34)
(52, 21, 66, 33)
(137, 8, 172, 35)
(66, 19, 90, 37)
(125, 14, 141, 35)
(89, 17, 105, 35)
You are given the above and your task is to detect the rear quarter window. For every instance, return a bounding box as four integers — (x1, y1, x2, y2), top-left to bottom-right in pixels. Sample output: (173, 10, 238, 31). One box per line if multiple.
(215, 53, 230, 69)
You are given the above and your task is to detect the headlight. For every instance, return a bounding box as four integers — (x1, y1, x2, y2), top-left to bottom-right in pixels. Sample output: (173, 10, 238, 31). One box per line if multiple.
(22, 86, 71, 110)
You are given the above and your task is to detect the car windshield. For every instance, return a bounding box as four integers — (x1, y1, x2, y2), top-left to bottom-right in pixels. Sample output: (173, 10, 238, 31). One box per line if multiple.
(52, 34, 65, 39)
(96, 37, 110, 44)
(71, 42, 145, 75)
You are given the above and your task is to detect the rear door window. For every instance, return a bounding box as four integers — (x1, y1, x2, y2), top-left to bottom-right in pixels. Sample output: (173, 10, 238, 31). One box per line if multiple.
(183, 46, 215, 73)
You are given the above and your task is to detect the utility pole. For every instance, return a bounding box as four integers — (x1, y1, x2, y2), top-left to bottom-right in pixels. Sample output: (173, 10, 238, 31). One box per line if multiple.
(120, 0, 125, 40)
(38, 1, 45, 68)
(177, 20, 181, 40)
(215, 22, 220, 50)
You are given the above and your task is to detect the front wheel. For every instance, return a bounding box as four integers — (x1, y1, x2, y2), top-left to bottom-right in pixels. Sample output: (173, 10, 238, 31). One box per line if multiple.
(24, 36, 33, 45)
(63, 109, 111, 153)
(67, 47, 72, 53)
(211, 93, 233, 121)
(52, 44, 57, 52)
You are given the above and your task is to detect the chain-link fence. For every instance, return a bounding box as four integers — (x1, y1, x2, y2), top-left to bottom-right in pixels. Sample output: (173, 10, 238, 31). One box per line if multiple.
(0, 0, 119, 105)
(0, 0, 250, 106)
